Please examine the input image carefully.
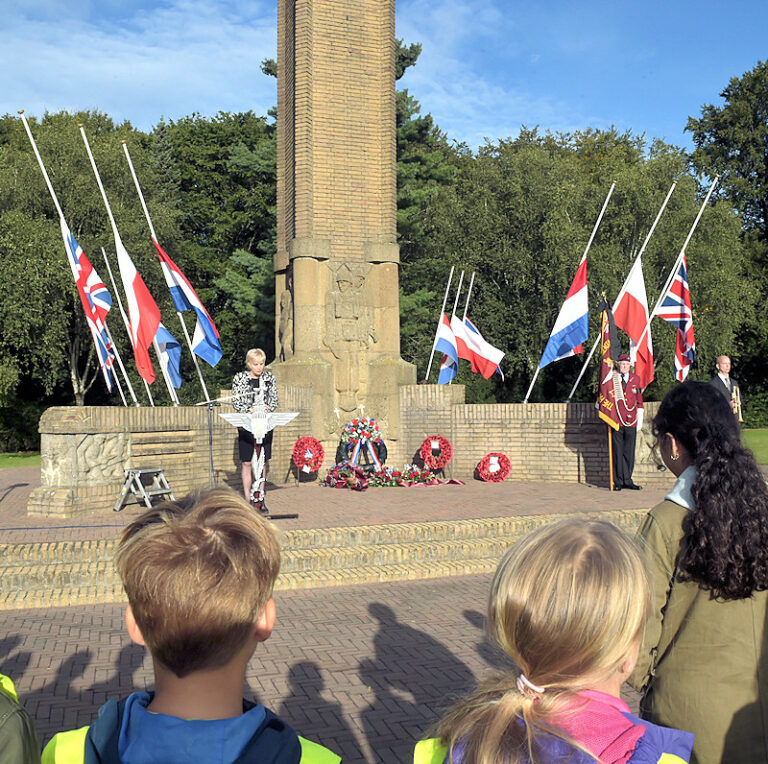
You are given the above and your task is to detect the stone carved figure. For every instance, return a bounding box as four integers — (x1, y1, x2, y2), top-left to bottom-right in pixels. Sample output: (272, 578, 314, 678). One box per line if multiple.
(278, 288, 294, 361)
(324, 262, 377, 414)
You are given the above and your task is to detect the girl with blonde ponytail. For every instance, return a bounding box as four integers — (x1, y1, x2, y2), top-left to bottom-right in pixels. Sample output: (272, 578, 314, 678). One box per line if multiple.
(414, 519, 694, 764)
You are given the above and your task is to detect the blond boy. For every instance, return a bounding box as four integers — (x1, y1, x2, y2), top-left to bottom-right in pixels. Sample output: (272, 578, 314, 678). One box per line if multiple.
(42, 488, 339, 763)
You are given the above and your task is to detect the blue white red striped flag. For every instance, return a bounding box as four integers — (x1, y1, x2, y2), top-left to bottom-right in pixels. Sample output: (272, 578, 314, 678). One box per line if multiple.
(155, 323, 183, 388)
(452, 315, 505, 380)
(657, 255, 695, 382)
(59, 218, 115, 390)
(153, 238, 222, 367)
(435, 312, 458, 384)
(539, 253, 588, 369)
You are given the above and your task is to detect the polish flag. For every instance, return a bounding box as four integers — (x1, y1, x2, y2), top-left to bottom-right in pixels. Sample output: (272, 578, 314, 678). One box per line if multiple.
(613, 256, 654, 389)
(114, 233, 161, 384)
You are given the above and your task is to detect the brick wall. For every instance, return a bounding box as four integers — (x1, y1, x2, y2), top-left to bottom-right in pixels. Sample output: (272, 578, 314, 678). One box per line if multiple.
(30, 384, 666, 517)
(390, 385, 667, 487)
(28, 386, 313, 518)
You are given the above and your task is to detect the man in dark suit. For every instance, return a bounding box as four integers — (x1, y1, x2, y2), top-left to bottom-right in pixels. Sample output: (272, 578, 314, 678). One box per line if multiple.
(709, 355, 740, 416)
(612, 353, 644, 491)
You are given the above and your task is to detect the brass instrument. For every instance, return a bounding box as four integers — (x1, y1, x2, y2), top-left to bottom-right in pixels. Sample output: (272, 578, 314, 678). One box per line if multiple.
(732, 384, 744, 423)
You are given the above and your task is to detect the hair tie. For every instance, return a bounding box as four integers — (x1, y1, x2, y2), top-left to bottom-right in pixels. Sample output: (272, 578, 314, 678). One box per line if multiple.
(516, 674, 545, 696)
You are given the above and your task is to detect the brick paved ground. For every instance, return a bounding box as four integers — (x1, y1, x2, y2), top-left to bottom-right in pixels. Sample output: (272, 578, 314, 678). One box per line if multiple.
(0, 466, 670, 543)
(2, 575, 639, 764)
(1, 466, 651, 762)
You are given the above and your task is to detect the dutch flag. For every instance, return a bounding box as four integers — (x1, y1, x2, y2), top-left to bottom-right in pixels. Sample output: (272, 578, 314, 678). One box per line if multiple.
(435, 312, 459, 384)
(538, 253, 589, 369)
(153, 239, 222, 367)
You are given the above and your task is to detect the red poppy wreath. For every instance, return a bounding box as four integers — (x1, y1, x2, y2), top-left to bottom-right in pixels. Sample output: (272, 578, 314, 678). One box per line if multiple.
(292, 436, 325, 473)
(477, 452, 511, 482)
(419, 435, 453, 471)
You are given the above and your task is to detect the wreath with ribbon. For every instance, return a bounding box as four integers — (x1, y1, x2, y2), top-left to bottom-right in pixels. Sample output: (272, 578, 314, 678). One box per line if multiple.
(419, 435, 453, 471)
(292, 436, 325, 474)
(477, 452, 511, 482)
(335, 417, 387, 473)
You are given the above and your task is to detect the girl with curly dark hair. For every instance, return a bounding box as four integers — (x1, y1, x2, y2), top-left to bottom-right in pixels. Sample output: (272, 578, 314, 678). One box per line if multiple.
(629, 381, 768, 763)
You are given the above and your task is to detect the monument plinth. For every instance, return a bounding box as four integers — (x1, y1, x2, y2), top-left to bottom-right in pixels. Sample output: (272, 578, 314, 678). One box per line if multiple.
(274, 0, 416, 443)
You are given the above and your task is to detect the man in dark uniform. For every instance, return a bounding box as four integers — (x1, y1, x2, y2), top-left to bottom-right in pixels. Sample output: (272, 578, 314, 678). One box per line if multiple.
(709, 355, 740, 416)
(612, 353, 644, 491)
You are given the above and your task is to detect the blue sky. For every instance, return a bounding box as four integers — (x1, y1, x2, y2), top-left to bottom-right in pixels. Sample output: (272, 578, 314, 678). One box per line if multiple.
(3, 0, 767, 150)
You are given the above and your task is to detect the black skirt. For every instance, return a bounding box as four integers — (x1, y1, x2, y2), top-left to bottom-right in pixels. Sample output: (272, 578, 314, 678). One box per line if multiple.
(238, 428, 274, 462)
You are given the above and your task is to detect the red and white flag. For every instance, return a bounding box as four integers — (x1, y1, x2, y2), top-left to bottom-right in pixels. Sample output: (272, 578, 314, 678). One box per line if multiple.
(114, 233, 161, 384)
(613, 256, 654, 389)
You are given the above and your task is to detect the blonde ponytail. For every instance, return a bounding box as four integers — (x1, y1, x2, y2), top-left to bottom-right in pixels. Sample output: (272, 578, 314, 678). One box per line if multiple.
(430, 519, 650, 763)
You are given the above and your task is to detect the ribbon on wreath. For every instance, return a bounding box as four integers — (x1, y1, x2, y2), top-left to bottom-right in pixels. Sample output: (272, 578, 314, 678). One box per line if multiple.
(348, 438, 383, 470)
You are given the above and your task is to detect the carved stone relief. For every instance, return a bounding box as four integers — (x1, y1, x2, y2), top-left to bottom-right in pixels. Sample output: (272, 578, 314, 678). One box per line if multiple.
(76, 433, 128, 484)
(323, 262, 377, 413)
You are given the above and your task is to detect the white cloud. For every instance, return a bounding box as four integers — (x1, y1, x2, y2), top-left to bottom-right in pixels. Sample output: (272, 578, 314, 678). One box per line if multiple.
(396, 0, 593, 147)
(2, 0, 277, 129)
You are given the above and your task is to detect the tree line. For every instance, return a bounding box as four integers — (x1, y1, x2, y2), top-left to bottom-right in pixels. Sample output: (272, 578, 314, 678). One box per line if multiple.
(1, 47, 766, 448)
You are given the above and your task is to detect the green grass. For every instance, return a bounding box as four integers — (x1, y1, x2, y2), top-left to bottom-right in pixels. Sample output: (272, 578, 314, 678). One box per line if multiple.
(0, 452, 41, 469)
(743, 429, 768, 465)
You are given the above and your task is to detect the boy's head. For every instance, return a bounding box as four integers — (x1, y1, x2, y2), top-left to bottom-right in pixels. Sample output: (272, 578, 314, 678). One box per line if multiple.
(115, 487, 281, 678)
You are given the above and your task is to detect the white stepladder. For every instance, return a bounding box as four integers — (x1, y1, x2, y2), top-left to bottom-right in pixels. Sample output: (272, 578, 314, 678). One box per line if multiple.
(219, 389, 298, 515)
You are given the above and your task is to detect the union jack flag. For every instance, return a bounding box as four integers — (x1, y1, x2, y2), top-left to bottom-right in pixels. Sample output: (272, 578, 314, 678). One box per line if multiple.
(657, 255, 695, 382)
(59, 218, 116, 389)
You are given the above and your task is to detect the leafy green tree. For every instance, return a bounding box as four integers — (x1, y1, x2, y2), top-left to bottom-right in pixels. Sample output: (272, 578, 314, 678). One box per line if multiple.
(0, 110, 186, 405)
(159, 111, 277, 378)
(409, 129, 748, 402)
(687, 60, 768, 243)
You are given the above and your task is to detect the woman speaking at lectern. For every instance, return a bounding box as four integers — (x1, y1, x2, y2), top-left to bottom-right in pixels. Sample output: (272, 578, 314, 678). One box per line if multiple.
(231, 348, 279, 505)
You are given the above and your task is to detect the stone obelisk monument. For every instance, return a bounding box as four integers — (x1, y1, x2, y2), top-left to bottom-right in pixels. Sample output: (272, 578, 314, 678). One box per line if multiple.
(274, 0, 415, 442)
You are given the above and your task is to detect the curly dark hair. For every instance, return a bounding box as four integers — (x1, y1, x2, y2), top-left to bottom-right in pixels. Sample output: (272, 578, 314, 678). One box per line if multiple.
(654, 381, 768, 599)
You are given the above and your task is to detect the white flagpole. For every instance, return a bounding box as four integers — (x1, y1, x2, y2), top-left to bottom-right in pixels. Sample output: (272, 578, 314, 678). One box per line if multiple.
(105, 342, 128, 406)
(424, 265, 455, 381)
(18, 111, 64, 219)
(461, 272, 475, 321)
(101, 249, 155, 407)
(634, 175, 719, 351)
(526, 180, 616, 404)
(78, 124, 177, 405)
(450, 271, 465, 318)
(122, 141, 211, 402)
(18, 110, 122, 401)
(447, 271, 465, 384)
(98, 249, 139, 405)
(566, 180, 677, 402)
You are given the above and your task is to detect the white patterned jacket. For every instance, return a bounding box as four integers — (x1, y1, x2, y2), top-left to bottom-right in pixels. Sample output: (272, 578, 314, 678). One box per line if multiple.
(231, 370, 279, 414)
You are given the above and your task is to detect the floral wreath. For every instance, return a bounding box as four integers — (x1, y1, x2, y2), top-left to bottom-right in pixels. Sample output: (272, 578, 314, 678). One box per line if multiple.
(292, 436, 325, 473)
(419, 435, 453, 471)
(321, 463, 369, 491)
(477, 452, 511, 482)
(341, 417, 381, 445)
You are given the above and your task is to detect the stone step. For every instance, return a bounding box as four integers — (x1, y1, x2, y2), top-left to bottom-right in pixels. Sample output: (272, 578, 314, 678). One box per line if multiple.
(0, 509, 647, 610)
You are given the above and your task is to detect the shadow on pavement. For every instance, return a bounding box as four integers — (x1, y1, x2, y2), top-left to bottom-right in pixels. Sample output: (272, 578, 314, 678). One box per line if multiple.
(279, 661, 361, 762)
(359, 602, 476, 763)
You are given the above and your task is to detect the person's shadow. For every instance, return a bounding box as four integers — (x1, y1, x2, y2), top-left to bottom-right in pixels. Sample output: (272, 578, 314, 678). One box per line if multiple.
(462, 609, 515, 672)
(0, 635, 32, 681)
(24, 649, 93, 745)
(359, 603, 476, 763)
(278, 661, 361, 761)
(86, 643, 150, 708)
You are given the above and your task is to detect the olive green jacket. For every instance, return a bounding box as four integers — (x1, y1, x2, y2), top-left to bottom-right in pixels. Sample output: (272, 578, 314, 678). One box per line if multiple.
(0, 674, 41, 764)
(629, 499, 768, 763)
